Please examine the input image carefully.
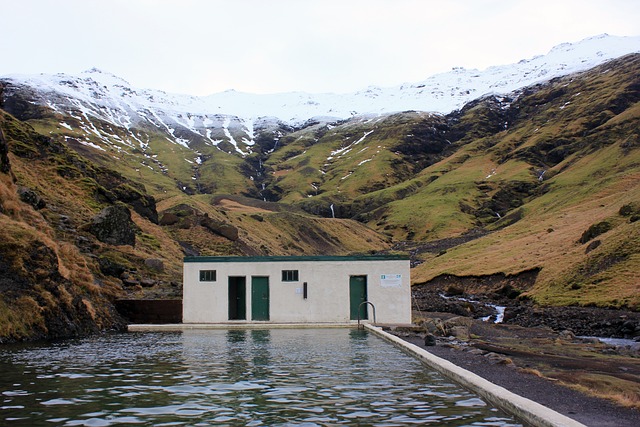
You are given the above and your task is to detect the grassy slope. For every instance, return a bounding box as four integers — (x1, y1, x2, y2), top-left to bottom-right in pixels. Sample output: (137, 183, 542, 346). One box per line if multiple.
(2, 54, 638, 318)
(28, 113, 257, 199)
(0, 121, 126, 340)
(20, 104, 393, 263)
(2, 111, 187, 285)
(1, 106, 392, 341)
(265, 112, 438, 206)
(410, 55, 640, 309)
(156, 194, 392, 258)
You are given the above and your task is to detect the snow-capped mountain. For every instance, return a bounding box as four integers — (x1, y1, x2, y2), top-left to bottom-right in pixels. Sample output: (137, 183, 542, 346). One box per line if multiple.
(1, 34, 639, 153)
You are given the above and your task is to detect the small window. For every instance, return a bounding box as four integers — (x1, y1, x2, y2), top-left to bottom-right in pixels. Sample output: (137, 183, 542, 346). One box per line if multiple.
(282, 270, 299, 282)
(199, 270, 216, 282)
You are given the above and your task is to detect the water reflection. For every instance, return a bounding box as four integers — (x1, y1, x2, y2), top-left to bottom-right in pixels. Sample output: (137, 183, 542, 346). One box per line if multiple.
(0, 329, 522, 426)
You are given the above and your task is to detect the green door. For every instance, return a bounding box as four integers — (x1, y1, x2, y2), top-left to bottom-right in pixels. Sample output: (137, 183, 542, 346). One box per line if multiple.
(228, 276, 246, 320)
(349, 275, 368, 320)
(251, 276, 270, 321)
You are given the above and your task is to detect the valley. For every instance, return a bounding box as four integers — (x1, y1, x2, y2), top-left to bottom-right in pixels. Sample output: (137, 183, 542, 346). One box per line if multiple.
(0, 36, 638, 346)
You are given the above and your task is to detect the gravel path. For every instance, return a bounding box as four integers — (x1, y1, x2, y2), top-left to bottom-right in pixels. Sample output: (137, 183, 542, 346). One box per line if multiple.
(400, 334, 640, 427)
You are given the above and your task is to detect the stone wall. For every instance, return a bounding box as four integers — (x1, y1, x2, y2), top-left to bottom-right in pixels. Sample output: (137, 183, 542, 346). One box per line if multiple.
(115, 299, 182, 324)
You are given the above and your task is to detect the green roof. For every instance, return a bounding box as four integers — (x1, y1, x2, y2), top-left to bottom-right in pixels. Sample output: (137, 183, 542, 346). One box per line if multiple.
(184, 255, 409, 263)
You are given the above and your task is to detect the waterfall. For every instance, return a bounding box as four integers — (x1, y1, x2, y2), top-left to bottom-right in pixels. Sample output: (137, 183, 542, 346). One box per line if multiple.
(330, 204, 335, 219)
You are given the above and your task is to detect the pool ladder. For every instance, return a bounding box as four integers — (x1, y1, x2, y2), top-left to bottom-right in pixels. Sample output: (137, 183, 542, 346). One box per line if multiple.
(357, 301, 376, 329)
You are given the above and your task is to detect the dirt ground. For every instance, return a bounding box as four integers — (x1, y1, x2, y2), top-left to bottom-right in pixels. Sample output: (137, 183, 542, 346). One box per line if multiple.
(389, 313, 640, 427)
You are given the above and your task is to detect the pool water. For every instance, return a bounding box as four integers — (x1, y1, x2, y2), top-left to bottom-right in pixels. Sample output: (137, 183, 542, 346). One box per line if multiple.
(0, 328, 522, 426)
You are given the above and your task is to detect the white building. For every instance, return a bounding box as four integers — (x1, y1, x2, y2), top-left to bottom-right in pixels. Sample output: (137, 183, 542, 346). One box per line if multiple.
(182, 255, 411, 324)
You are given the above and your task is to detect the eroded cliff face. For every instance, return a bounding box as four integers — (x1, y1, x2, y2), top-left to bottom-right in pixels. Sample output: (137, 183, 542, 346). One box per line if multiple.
(0, 116, 128, 342)
(0, 127, 10, 174)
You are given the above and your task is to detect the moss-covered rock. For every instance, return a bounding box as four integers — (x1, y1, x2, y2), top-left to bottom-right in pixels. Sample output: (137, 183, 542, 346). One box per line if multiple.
(89, 205, 136, 246)
(201, 215, 239, 241)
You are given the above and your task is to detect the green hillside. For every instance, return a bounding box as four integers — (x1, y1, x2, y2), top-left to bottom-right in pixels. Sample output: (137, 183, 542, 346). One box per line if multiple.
(0, 54, 638, 340)
(0, 112, 389, 341)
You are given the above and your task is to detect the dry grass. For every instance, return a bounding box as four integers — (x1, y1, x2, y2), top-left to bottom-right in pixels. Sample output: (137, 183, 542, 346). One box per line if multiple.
(562, 376, 640, 410)
(56, 283, 74, 309)
(0, 180, 100, 295)
(517, 367, 546, 378)
(0, 296, 46, 340)
(0, 172, 53, 234)
(81, 298, 97, 320)
(58, 242, 101, 294)
(130, 211, 185, 276)
(218, 198, 273, 213)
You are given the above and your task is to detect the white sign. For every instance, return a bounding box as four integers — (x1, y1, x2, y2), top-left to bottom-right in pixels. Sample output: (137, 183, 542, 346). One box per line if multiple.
(380, 274, 402, 288)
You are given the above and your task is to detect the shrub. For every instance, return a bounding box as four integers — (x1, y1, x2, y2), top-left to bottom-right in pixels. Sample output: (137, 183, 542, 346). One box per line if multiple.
(579, 221, 612, 244)
(619, 203, 639, 217)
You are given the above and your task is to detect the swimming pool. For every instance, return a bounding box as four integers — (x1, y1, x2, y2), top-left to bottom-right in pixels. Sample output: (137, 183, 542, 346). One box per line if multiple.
(0, 328, 522, 426)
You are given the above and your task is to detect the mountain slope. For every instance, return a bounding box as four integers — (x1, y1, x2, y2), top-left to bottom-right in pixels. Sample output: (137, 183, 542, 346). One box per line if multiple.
(1, 35, 637, 205)
(405, 54, 640, 308)
(0, 112, 390, 342)
(0, 38, 639, 342)
(3, 34, 638, 124)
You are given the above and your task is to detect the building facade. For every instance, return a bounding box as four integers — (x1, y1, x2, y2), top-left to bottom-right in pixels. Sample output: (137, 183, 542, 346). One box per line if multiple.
(183, 255, 411, 324)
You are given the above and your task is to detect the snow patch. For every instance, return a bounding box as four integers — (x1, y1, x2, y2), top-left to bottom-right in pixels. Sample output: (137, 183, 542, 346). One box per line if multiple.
(0, 34, 637, 147)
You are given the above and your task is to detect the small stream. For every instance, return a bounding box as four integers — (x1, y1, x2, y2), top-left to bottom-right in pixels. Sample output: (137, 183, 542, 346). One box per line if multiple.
(440, 293, 506, 324)
(482, 304, 506, 324)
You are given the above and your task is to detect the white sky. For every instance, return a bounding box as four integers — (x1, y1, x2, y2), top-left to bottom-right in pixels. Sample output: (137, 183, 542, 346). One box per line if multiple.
(1, 0, 638, 95)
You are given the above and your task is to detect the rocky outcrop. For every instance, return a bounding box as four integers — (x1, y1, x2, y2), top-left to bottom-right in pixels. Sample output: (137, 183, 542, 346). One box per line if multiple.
(109, 184, 158, 224)
(159, 204, 239, 241)
(97, 256, 127, 277)
(579, 221, 612, 244)
(95, 168, 158, 224)
(144, 258, 164, 272)
(0, 236, 126, 343)
(0, 127, 10, 174)
(504, 304, 640, 339)
(159, 212, 180, 226)
(89, 204, 136, 246)
(17, 186, 46, 210)
(413, 270, 640, 338)
(200, 214, 239, 241)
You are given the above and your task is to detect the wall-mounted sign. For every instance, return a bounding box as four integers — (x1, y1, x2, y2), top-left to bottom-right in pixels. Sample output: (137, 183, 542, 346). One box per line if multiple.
(380, 274, 402, 287)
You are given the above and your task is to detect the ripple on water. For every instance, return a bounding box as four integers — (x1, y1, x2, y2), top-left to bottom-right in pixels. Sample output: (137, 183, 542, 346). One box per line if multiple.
(0, 329, 523, 426)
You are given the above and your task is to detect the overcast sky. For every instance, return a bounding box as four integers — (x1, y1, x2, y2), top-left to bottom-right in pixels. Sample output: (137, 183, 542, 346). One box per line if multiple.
(1, 0, 638, 95)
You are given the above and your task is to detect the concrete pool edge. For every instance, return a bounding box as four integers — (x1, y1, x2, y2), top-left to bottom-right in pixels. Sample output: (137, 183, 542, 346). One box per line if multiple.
(127, 323, 356, 331)
(365, 324, 586, 427)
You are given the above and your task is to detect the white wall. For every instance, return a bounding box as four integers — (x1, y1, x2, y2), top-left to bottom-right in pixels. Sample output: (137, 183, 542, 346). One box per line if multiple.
(183, 257, 411, 324)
